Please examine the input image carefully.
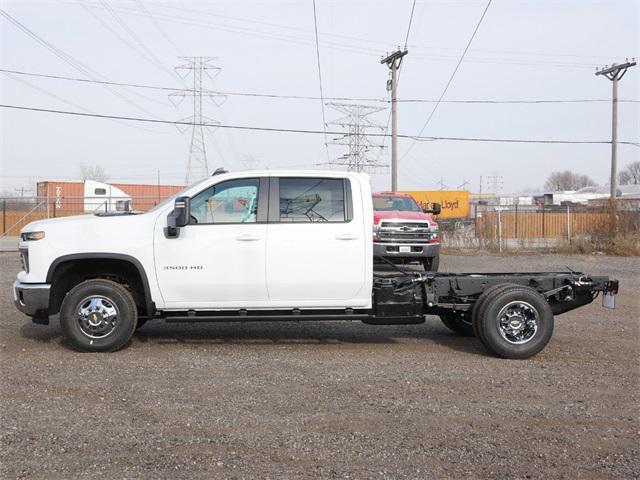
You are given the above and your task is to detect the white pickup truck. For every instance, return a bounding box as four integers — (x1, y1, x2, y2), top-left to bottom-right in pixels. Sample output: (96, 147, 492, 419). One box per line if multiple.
(13, 170, 618, 358)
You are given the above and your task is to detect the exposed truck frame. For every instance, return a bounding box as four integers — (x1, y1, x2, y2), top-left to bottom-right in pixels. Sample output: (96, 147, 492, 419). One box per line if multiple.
(12, 170, 619, 358)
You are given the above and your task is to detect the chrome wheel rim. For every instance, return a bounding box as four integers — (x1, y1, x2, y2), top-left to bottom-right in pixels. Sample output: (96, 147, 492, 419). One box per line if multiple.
(497, 301, 539, 345)
(77, 296, 119, 339)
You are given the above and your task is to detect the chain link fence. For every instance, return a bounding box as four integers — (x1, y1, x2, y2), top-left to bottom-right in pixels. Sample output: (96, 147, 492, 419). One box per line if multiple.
(1, 195, 172, 237)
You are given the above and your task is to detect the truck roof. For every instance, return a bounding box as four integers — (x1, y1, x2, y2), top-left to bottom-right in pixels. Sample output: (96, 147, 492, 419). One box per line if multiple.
(372, 192, 413, 197)
(214, 169, 370, 180)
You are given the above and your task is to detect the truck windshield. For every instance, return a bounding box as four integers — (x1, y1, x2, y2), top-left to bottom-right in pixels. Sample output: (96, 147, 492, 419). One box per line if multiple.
(373, 196, 421, 212)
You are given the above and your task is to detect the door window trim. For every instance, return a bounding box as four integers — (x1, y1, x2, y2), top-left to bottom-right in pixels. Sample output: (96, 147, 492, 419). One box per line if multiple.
(268, 177, 353, 224)
(186, 176, 269, 225)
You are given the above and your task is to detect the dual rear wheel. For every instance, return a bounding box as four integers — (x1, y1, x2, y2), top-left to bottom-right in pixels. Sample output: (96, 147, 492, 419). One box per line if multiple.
(440, 284, 554, 359)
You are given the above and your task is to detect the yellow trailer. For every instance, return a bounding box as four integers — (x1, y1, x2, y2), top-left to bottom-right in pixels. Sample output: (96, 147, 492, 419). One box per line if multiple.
(400, 190, 470, 218)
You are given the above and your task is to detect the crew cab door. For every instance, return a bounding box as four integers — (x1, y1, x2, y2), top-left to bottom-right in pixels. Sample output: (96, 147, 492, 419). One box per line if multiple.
(154, 177, 269, 308)
(265, 176, 370, 307)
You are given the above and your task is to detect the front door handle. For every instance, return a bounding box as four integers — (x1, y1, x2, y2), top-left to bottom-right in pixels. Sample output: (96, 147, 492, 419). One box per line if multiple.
(236, 234, 261, 241)
(335, 234, 359, 241)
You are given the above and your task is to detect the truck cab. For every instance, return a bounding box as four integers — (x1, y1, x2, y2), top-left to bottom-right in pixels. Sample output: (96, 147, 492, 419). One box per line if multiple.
(372, 192, 440, 271)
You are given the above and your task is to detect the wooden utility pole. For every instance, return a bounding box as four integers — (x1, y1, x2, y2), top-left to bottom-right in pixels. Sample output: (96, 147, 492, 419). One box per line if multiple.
(595, 60, 636, 203)
(381, 49, 408, 192)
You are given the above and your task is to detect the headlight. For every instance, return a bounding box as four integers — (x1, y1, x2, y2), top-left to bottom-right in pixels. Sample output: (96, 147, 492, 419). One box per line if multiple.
(21, 231, 45, 241)
(429, 226, 439, 233)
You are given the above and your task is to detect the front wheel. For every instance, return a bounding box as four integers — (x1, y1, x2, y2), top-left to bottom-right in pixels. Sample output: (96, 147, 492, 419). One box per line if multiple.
(475, 286, 554, 359)
(59, 279, 138, 352)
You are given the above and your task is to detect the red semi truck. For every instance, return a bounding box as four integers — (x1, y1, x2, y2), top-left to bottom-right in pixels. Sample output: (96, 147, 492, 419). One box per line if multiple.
(372, 192, 441, 271)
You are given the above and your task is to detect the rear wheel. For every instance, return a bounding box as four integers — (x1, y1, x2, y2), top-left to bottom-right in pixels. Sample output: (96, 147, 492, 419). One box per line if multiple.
(439, 311, 474, 336)
(471, 283, 519, 342)
(475, 286, 554, 359)
(59, 279, 138, 352)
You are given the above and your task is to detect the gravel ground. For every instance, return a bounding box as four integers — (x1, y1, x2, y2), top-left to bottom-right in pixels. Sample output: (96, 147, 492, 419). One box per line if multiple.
(1, 253, 638, 479)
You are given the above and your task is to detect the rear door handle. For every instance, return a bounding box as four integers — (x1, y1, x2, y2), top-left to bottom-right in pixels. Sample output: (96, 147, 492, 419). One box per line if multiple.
(335, 234, 359, 240)
(236, 234, 261, 241)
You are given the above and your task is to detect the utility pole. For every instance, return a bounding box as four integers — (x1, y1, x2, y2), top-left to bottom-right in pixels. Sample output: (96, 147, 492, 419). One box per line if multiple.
(326, 103, 387, 173)
(595, 60, 636, 203)
(170, 57, 226, 184)
(381, 49, 408, 192)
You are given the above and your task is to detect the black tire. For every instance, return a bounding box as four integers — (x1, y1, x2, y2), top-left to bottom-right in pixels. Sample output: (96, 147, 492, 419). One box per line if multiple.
(440, 311, 474, 336)
(59, 279, 138, 352)
(423, 255, 440, 272)
(471, 283, 519, 342)
(476, 286, 554, 359)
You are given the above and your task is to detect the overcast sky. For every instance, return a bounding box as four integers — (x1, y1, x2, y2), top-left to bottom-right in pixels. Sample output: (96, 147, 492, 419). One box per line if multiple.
(1, 0, 639, 195)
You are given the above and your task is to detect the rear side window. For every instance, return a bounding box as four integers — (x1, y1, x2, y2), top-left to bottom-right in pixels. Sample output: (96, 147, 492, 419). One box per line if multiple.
(94, 188, 107, 195)
(279, 178, 346, 223)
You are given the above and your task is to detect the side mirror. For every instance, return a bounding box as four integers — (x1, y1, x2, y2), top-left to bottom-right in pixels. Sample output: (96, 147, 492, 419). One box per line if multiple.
(423, 202, 441, 215)
(166, 196, 190, 238)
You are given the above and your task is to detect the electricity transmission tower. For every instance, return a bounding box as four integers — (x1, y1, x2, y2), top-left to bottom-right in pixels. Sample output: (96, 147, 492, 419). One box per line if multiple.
(326, 103, 387, 173)
(487, 173, 503, 196)
(169, 57, 225, 184)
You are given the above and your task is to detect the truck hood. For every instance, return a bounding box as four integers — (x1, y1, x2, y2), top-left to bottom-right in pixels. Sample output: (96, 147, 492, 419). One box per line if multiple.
(22, 213, 142, 232)
(20, 212, 158, 247)
(22, 214, 98, 232)
(373, 210, 436, 226)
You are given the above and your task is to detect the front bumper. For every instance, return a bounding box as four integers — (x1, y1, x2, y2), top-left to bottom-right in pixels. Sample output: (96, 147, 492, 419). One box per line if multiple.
(13, 280, 51, 316)
(373, 242, 440, 258)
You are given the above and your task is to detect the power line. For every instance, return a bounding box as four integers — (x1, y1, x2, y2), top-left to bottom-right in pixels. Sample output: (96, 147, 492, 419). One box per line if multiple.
(53, 0, 613, 70)
(96, 0, 182, 84)
(311, 0, 329, 160)
(115, 1, 630, 63)
(401, 0, 493, 160)
(3, 71, 169, 134)
(403, 0, 417, 50)
(134, 0, 183, 57)
(4, 68, 639, 105)
(4, 103, 638, 146)
(0, 9, 165, 120)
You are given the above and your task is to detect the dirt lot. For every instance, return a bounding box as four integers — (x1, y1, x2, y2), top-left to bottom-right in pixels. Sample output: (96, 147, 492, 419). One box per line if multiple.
(1, 253, 638, 479)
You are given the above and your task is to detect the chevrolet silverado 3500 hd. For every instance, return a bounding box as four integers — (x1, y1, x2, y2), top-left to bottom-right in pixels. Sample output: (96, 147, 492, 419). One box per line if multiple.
(13, 170, 618, 358)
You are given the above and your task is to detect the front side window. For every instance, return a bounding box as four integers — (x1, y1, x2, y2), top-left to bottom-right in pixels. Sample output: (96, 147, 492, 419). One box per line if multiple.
(279, 178, 345, 223)
(190, 178, 259, 224)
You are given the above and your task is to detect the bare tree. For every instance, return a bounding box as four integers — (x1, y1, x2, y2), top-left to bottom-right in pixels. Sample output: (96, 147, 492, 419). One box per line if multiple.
(80, 163, 109, 182)
(543, 170, 597, 191)
(618, 161, 640, 185)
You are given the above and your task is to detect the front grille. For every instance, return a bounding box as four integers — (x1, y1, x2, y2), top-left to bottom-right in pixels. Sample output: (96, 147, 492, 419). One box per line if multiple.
(19, 248, 29, 273)
(378, 221, 434, 243)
